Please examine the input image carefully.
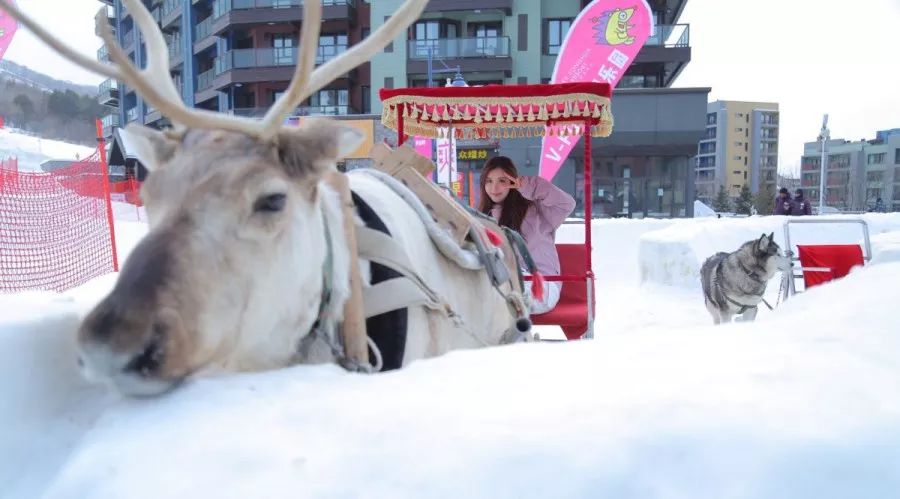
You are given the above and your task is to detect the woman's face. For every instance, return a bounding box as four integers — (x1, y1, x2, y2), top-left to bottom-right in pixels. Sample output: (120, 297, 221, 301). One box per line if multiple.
(484, 168, 516, 204)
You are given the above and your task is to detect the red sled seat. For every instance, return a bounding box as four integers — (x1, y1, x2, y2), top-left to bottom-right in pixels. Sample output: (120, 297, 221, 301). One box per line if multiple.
(530, 243, 595, 340)
(796, 244, 864, 290)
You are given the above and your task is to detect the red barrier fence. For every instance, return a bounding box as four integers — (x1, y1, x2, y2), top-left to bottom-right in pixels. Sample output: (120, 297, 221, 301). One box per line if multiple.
(0, 149, 119, 293)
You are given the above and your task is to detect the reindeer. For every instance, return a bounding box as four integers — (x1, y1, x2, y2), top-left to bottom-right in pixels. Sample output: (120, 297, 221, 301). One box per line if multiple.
(1, 0, 524, 397)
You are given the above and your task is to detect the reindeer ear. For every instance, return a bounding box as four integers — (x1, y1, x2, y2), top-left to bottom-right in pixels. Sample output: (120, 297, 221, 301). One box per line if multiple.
(277, 119, 365, 177)
(119, 124, 178, 172)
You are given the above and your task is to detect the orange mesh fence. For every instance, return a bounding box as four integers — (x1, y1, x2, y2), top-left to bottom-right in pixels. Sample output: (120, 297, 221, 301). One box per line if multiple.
(0, 150, 118, 293)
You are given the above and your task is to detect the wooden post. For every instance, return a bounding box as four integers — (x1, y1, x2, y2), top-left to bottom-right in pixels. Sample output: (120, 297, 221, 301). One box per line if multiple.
(323, 170, 369, 367)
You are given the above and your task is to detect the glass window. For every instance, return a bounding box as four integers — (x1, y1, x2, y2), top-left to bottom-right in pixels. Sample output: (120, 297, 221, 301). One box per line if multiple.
(545, 19, 572, 55)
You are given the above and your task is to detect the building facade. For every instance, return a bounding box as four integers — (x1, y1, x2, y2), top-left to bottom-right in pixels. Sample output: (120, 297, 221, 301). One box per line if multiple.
(800, 129, 899, 212)
(98, 0, 706, 217)
(695, 100, 779, 203)
(97, 0, 370, 134)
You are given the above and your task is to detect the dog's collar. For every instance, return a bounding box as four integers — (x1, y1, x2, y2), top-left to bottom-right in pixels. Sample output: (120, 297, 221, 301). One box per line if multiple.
(738, 259, 763, 281)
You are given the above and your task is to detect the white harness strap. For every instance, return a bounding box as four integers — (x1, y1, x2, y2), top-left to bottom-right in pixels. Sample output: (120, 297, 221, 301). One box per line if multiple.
(355, 226, 450, 319)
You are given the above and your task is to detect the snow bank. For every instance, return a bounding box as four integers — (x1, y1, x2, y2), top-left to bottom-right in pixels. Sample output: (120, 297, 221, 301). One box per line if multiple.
(2, 262, 894, 499)
(638, 214, 900, 288)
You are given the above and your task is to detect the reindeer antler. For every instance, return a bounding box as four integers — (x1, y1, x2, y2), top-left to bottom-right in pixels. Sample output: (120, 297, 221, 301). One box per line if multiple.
(0, 0, 428, 141)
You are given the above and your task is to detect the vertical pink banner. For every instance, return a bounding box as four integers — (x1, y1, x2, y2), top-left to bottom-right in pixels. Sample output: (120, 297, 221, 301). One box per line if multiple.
(0, 0, 18, 62)
(539, 0, 654, 180)
(412, 136, 434, 181)
(412, 136, 432, 160)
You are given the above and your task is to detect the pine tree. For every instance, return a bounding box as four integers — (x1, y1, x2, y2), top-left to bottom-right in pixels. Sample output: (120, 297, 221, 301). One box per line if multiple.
(735, 184, 754, 215)
(712, 185, 732, 213)
(753, 185, 776, 216)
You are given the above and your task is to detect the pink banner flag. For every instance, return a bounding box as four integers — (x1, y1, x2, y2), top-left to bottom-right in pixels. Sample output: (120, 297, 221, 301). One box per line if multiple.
(539, 0, 654, 180)
(412, 136, 432, 160)
(0, 0, 18, 62)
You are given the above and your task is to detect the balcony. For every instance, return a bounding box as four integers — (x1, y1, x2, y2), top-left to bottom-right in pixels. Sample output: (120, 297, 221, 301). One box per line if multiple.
(231, 105, 358, 118)
(161, 0, 183, 31)
(101, 114, 120, 138)
(122, 29, 135, 52)
(97, 45, 110, 63)
(194, 16, 217, 53)
(98, 79, 119, 106)
(207, 0, 354, 37)
(144, 106, 163, 125)
(635, 24, 691, 86)
(168, 39, 184, 67)
(646, 24, 689, 48)
(126, 107, 140, 123)
(197, 68, 216, 92)
(424, 0, 511, 15)
(94, 6, 115, 37)
(407, 37, 512, 76)
(198, 47, 354, 101)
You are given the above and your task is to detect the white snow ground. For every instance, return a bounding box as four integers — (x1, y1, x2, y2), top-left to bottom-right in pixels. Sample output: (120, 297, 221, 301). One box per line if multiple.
(2, 210, 900, 499)
(0, 127, 95, 172)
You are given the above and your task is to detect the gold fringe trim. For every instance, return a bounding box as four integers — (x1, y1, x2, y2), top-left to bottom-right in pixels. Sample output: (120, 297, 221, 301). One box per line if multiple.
(382, 96, 614, 140)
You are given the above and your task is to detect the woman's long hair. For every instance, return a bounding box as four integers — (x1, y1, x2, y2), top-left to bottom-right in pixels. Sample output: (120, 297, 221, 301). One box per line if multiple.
(478, 156, 532, 232)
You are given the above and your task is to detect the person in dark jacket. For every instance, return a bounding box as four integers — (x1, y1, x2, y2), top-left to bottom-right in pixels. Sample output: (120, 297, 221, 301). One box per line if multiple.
(792, 189, 811, 215)
(773, 187, 793, 215)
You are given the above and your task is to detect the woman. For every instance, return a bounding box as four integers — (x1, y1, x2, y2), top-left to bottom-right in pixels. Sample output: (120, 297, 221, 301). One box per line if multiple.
(479, 156, 576, 314)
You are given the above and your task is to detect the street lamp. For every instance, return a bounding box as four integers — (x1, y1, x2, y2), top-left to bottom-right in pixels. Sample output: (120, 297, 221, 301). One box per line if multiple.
(450, 70, 468, 87)
(817, 114, 829, 214)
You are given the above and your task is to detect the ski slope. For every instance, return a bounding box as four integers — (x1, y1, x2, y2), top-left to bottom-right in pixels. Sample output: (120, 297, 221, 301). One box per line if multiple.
(0, 127, 95, 172)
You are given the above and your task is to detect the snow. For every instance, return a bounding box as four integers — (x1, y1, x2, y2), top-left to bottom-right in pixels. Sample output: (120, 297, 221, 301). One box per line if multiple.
(693, 199, 717, 217)
(2, 209, 900, 498)
(0, 127, 95, 172)
(638, 214, 900, 288)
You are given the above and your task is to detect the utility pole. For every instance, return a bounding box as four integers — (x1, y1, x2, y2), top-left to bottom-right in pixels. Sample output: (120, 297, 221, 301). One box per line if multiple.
(817, 114, 830, 213)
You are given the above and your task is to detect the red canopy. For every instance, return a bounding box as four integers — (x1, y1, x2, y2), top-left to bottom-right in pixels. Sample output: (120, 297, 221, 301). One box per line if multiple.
(379, 82, 614, 141)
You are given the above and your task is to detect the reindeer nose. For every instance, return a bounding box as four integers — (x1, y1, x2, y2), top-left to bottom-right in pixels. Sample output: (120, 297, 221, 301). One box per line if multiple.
(123, 321, 167, 377)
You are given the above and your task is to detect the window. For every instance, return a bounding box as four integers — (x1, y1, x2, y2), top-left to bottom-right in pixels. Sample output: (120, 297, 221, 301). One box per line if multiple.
(734, 141, 742, 147)
(469, 22, 502, 56)
(310, 88, 349, 114)
(734, 155, 742, 160)
(272, 34, 294, 66)
(895, 148, 900, 164)
(735, 113, 744, 118)
(867, 188, 882, 201)
(616, 74, 660, 89)
(706, 113, 717, 126)
(361, 85, 370, 114)
(867, 153, 885, 164)
(544, 18, 572, 55)
(698, 156, 716, 168)
(317, 34, 347, 65)
(735, 127, 743, 132)
(361, 27, 370, 39)
(411, 20, 458, 57)
(828, 154, 851, 169)
(867, 171, 884, 182)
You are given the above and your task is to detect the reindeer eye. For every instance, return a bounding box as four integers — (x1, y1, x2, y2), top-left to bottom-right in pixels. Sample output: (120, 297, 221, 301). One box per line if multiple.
(254, 193, 287, 213)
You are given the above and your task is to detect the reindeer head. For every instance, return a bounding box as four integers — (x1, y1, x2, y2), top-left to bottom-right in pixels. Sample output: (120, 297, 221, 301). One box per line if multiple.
(0, 0, 427, 396)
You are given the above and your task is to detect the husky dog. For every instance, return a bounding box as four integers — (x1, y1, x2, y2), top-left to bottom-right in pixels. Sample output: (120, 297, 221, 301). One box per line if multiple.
(700, 233, 788, 325)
